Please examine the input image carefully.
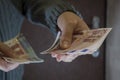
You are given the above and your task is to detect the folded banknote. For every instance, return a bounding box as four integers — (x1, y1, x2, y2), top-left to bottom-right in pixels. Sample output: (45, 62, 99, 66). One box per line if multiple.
(2, 34, 44, 64)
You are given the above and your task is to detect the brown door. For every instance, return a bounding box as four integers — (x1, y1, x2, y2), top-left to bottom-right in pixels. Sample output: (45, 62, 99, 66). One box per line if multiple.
(22, 0, 106, 80)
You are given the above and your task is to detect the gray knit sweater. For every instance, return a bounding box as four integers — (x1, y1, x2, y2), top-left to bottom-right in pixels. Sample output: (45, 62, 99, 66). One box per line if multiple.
(0, 0, 79, 80)
(0, 0, 79, 41)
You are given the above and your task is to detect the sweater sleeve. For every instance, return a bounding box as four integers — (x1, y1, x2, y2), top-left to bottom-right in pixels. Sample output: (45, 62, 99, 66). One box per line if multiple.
(23, 0, 81, 35)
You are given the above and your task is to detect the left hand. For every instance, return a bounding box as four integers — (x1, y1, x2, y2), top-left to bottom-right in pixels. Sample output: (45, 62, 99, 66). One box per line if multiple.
(0, 58, 19, 72)
(50, 12, 89, 62)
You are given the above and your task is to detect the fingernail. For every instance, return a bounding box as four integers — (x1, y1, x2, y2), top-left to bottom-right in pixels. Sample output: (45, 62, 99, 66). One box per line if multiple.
(63, 41, 70, 48)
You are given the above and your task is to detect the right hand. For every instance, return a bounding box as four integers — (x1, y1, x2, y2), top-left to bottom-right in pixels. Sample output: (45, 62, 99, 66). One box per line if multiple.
(0, 58, 19, 72)
(51, 12, 89, 62)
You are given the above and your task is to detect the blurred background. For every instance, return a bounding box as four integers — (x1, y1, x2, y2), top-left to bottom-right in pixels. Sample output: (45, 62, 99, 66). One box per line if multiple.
(21, 0, 120, 80)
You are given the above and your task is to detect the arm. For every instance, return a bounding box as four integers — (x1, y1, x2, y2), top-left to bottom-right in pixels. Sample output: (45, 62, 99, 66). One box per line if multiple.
(22, 0, 81, 35)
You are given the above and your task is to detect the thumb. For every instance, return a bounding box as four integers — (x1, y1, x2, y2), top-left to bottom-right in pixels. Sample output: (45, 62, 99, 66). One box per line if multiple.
(60, 26, 74, 49)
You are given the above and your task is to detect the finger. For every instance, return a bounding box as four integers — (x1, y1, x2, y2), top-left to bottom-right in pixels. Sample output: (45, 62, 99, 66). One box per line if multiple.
(74, 19, 90, 34)
(0, 58, 8, 69)
(0, 58, 19, 72)
(61, 54, 73, 62)
(56, 55, 62, 62)
(51, 52, 57, 58)
(56, 54, 68, 62)
(60, 25, 74, 49)
(51, 53, 62, 62)
(7, 63, 19, 71)
(61, 53, 80, 62)
(51, 51, 68, 62)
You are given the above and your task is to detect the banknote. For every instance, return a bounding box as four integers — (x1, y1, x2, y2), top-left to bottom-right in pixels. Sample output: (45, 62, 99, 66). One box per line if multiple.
(40, 28, 112, 56)
(2, 34, 44, 64)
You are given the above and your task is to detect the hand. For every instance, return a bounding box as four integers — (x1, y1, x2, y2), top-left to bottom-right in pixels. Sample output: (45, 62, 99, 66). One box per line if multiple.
(51, 12, 89, 62)
(0, 58, 19, 72)
(51, 52, 81, 62)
